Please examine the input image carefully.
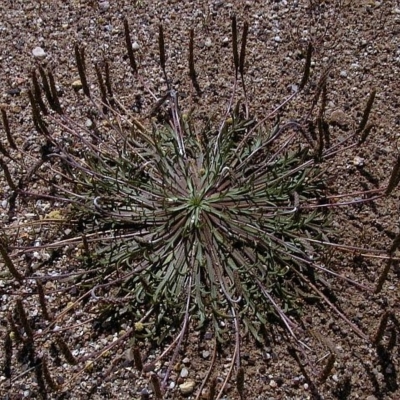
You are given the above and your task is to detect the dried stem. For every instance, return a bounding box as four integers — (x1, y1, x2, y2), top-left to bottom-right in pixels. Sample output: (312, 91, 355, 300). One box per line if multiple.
(239, 21, 248, 78)
(359, 123, 374, 144)
(236, 367, 245, 399)
(208, 377, 217, 400)
(317, 116, 324, 159)
(375, 258, 392, 294)
(124, 18, 137, 74)
(35, 357, 48, 399)
(56, 336, 78, 365)
(150, 373, 163, 399)
(356, 89, 376, 134)
(1, 109, 17, 149)
(38, 65, 54, 106)
(42, 355, 58, 390)
(28, 89, 49, 137)
(95, 63, 108, 106)
(104, 61, 113, 97)
(372, 310, 390, 345)
(74, 44, 90, 97)
(189, 28, 196, 80)
(385, 154, 400, 195)
(0, 238, 23, 281)
(16, 298, 33, 340)
(299, 42, 312, 90)
(0, 158, 17, 190)
(231, 15, 239, 76)
(37, 281, 52, 321)
(133, 346, 143, 371)
(47, 69, 62, 114)
(31, 69, 48, 115)
(319, 353, 335, 383)
(158, 24, 167, 83)
(3, 330, 12, 379)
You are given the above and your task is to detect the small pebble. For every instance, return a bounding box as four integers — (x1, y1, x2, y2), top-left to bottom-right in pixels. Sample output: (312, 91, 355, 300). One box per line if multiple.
(180, 367, 189, 378)
(204, 38, 212, 47)
(340, 70, 348, 78)
(132, 41, 140, 51)
(273, 36, 281, 42)
(179, 380, 195, 395)
(7, 88, 21, 96)
(72, 79, 83, 90)
(269, 379, 277, 388)
(353, 156, 365, 167)
(202, 350, 210, 359)
(330, 109, 349, 127)
(98, 1, 110, 10)
(32, 46, 46, 59)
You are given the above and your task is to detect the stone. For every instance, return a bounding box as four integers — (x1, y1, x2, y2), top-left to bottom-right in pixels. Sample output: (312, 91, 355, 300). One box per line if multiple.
(72, 79, 83, 90)
(204, 38, 212, 48)
(269, 379, 277, 388)
(353, 156, 365, 167)
(180, 367, 189, 378)
(32, 46, 46, 59)
(99, 1, 110, 11)
(329, 109, 350, 127)
(179, 380, 195, 395)
(202, 350, 210, 359)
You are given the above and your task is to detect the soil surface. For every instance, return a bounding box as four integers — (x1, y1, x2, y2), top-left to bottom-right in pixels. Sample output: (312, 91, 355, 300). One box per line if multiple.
(1, 1, 400, 399)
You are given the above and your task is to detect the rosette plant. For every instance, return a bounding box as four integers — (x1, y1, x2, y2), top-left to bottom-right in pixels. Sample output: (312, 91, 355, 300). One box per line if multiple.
(1, 17, 397, 399)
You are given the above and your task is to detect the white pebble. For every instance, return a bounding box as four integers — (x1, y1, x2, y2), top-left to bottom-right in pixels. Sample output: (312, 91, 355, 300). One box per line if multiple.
(180, 367, 189, 378)
(99, 1, 110, 10)
(269, 379, 277, 388)
(273, 36, 281, 42)
(32, 46, 46, 59)
(132, 41, 140, 51)
(340, 70, 348, 78)
(353, 156, 365, 167)
(204, 38, 212, 48)
(202, 350, 210, 359)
